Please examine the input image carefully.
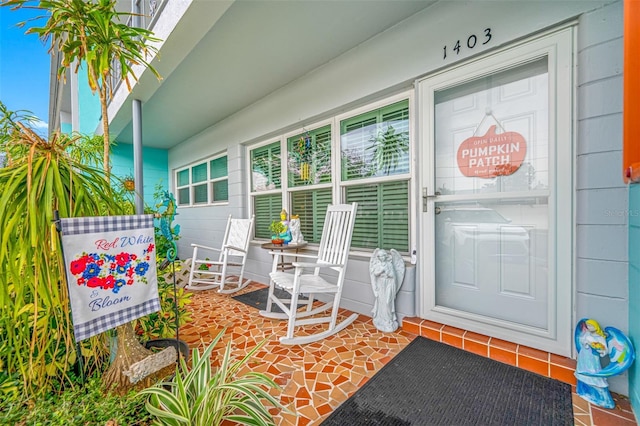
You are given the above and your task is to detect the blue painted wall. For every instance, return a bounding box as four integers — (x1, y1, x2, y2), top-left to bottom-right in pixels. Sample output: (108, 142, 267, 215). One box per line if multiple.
(111, 143, 169, 207)
(629, 183, 640, 413)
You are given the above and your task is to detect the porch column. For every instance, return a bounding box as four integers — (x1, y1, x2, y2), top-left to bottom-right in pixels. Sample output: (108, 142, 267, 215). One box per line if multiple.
(132, 99, 144, 214)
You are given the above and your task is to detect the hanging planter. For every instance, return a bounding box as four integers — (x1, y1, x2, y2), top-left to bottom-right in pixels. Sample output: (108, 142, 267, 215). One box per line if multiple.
(297, 134, 312, 181)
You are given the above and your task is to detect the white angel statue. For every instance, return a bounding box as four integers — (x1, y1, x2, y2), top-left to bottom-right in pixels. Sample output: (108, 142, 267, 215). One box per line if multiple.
(370, 248, 405, 332)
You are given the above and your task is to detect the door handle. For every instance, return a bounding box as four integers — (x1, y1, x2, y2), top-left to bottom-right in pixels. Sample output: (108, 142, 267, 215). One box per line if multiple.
(422, 188, 440, 212)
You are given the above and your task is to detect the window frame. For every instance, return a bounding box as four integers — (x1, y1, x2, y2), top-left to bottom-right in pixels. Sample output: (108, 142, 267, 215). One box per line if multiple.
(246, 91, 415, 256)
(339, 99, 412, 183)
(174, 152, 229, 207)
(248, 139, 284, 240)
(283, 119, 334, 244)
(336, 93, 414, 254)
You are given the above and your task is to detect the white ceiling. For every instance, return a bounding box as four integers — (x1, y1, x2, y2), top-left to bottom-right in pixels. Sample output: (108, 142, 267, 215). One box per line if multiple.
(108, 0, 437, 148)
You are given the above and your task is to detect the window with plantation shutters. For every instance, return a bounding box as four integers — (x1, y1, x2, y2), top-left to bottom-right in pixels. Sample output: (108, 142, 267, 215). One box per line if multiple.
(251, 142, 281, 192)
(287, 126, 332, 187)
(341, 100, 410, 181)
(254, 194, 282, 239)
(192, 163, 208, 204)
(291, 188, 332, 243)
(177, 169, 190, 205)
(174, 154, 228, 206)
(284, 125, 333, 243)
(345, 181, 409, 251)
(210, 157, 228, 202)
(341, 99, 411, 254)
(247, 93, 412, 253)
(250, 141, 283, 238)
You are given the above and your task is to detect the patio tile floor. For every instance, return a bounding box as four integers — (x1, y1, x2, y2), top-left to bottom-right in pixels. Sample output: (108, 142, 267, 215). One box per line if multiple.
(179, 281, 637, 425)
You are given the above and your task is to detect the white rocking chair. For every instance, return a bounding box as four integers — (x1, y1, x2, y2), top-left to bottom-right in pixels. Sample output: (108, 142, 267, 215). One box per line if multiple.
(186, 215, 254, 293)
(259, 203, 359, 345)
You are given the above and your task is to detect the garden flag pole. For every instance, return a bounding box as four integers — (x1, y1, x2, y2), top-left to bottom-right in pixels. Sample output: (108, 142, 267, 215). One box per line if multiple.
(58, 214, 160, 342)
(155, 191, 182, 363)
(53, 210, 85, 383)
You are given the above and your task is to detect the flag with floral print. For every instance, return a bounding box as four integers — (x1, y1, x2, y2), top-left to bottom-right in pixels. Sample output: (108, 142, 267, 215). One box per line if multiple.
(60, 215, 160, 342)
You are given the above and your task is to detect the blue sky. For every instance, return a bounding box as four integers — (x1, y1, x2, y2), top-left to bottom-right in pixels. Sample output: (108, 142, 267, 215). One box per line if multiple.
(0, 5, 51, 132)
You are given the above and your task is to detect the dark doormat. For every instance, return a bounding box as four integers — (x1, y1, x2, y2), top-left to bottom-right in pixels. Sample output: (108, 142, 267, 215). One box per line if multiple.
(322, 336, 573, 426)
(232, 287, 307, 313)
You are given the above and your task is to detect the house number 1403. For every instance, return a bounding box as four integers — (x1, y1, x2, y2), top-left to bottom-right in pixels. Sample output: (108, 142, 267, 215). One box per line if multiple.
(443, 28, 492, 59)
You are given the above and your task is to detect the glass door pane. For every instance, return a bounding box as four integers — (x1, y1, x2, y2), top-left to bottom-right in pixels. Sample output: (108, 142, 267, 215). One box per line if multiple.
(433, 58, 550, 329)
(434, 57, 548, 196)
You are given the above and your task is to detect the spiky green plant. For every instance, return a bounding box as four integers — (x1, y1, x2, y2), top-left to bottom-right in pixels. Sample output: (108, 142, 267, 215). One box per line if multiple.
(0, 102, 125, 398)
(140, 330, 289, 426)
(3, 0, 162, 179)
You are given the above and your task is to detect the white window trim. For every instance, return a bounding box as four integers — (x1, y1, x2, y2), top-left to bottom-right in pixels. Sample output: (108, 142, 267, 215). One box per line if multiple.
(246, 90, 416, 257)
(175, 152, 229, 208)
(335, 91, 416, 258)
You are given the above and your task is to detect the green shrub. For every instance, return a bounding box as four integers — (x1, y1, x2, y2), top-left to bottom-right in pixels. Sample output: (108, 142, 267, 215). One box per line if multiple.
(134, 274, 193, 341)
(0, 103, 125, 398)
(0, 375, 153, 425)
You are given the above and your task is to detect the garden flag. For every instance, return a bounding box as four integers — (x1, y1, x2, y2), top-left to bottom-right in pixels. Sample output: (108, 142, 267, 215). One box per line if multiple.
(60, 215, 160, 342)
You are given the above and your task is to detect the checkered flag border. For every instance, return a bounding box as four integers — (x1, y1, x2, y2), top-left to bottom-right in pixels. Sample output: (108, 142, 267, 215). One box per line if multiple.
(59, 213, 159, 342)
(73, 298, 160, 342)
(60, 214, 155, 236)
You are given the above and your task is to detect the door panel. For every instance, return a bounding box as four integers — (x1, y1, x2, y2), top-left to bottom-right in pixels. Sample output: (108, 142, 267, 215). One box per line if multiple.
(418, 28, 573, 355)
(435, 200, 548, 329)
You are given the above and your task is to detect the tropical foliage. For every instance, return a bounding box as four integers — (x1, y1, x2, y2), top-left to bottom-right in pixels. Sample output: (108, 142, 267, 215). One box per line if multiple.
(135, 275, 192, 342)
(0, 0, 189, 405)
(0, 102, 125, 398)
(0, 374, 152, 426)
(141, 330, 287, 426)
(2, 0, 162, 177)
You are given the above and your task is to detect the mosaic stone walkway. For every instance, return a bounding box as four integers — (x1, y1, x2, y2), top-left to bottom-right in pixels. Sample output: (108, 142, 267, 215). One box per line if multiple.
(179, 282, 637, 425)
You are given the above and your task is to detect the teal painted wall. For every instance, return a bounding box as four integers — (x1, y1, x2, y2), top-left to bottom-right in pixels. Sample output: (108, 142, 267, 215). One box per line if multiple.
(629, 183, 640, 413)
(60, 122, 72, 134)
(77, 67, 101, 135)
(111, 144, 169, 207)
(74, 64, 168, 208)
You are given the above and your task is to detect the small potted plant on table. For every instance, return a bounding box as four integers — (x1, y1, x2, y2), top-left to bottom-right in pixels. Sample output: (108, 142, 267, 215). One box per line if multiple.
(269, 220, 286, 245)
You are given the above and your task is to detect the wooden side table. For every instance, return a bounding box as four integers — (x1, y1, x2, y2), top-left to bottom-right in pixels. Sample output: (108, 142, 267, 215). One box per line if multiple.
(261, 242, 308, 271)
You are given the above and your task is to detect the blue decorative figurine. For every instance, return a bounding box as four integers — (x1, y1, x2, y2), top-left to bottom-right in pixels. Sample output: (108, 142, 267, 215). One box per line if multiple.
(574, 318, 635, 409)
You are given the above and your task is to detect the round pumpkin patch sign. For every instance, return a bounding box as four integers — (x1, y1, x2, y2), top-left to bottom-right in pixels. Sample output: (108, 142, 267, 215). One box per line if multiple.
(456, 125, 527, 178)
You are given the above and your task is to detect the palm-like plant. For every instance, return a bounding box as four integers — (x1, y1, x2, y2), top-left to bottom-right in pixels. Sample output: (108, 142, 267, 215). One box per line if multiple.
(0, 102, 125, 397)
(3, 0, 162, 179)
(367, 125, 409, 176)
(3, 0, 169, 393)
(141, 330, 289, 426)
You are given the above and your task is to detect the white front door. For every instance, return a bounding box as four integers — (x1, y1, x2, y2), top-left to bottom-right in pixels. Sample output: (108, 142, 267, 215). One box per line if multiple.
(418, 28, 573, 356)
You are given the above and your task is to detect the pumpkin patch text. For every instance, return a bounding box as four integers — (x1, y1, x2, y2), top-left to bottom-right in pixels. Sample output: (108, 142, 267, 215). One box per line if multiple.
(456, 125, 527, 178)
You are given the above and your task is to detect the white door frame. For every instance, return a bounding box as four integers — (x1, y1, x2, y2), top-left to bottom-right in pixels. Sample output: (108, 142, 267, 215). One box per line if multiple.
(417, 27, 574, 356)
